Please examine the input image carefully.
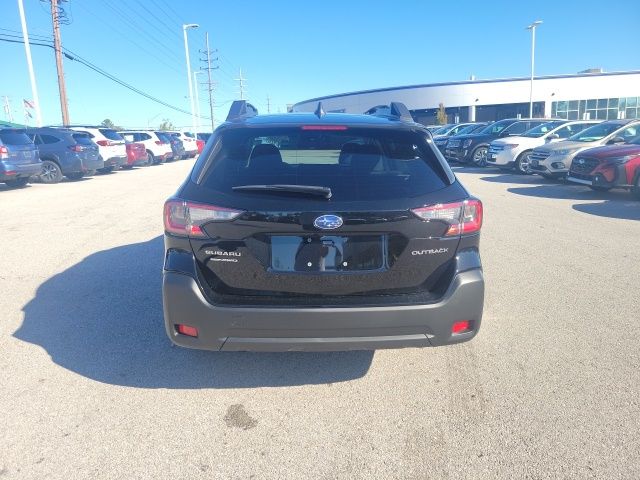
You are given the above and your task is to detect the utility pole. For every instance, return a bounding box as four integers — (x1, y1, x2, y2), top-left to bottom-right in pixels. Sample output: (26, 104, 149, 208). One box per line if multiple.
(266, 95, 271, 114)
(3, 96, 14, 122)
(50, 0, 70, 125)
(236, 68, 246, 100)
(199, 32, 218, 132)
(17, 0, 43, 126)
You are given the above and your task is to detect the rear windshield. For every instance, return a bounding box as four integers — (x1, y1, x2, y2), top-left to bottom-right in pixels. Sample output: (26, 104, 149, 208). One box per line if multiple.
(197, 127, 449, 201)
(72, 133, 94, 145)
(99, 129, 123, 141)
(0, 131, 32, 145)
(156, 132, 171, 142)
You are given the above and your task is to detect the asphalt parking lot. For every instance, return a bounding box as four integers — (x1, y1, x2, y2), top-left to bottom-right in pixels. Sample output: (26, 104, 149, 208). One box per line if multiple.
(1, 160, 639, 479)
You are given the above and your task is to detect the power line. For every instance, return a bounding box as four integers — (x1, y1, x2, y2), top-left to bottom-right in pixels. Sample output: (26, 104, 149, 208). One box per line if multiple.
(99, 0, 184, 64)
(130, 0, 183, 43)
(0, 35, 209, 119)
(71, 2, 183, 75)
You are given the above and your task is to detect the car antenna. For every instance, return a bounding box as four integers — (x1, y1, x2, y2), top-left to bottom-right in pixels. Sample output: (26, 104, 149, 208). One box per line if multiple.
(314, 102, 326, 118)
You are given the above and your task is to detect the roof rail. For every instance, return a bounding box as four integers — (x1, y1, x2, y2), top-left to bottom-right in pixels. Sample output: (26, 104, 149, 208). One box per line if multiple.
(226, 100, 258, 122)
(364, 102, 414, 123)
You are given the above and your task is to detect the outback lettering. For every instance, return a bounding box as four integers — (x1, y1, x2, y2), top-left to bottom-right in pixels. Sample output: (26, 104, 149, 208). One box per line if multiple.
(411, 248, 449, 255)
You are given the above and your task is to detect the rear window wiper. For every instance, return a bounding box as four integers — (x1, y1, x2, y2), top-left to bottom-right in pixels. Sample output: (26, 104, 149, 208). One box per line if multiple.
(232, 184, 332, 199)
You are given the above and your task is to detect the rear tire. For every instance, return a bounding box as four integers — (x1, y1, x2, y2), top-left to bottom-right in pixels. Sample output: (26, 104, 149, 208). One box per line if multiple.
(633, 174, 640, 200)
(39, 160, 63, 184)
(146, 151, 155, 165)
(5, 177, 29, 188)
(97, 166, 114, 174)
(66, 172, 84, 180)
(515, 151, 533, 174)
(471, 146, 488, 167)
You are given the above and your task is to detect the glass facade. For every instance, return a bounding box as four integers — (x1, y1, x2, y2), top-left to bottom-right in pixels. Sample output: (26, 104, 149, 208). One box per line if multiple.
(552, 97, 640, 120)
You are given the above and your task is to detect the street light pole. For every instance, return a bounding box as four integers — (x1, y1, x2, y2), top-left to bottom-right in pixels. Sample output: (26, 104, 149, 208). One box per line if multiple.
(182, 23, 199, 135)
(193, 71, 202, 135)
(17, 0, 43, 126)
(526, 20, 542, 118)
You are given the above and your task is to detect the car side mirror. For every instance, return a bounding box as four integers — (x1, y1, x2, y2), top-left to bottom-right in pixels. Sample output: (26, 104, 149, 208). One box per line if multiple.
(607, 136, 625, 145)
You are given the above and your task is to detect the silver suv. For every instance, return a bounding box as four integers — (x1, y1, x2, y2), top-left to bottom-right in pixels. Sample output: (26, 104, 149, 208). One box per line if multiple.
(529, 120, 640, 179)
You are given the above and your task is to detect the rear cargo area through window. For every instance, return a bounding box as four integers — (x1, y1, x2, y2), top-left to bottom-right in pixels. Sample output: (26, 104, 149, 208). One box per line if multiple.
(199, 127, 449, 201)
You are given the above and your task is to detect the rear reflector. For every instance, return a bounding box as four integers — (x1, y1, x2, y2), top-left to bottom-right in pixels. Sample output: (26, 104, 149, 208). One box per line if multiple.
(164, 199, 243, 237)
(452, 320, 472, 334)
(176, 324, 198, 337)
(301, 125, 348, 131)
(411, 199, 483, 236)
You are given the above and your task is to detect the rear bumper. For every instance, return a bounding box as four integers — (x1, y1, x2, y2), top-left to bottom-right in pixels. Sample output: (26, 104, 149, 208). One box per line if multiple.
(162, 267, 484, 352)
(0, 160, 42, 180)
(104, 155, 127, 168)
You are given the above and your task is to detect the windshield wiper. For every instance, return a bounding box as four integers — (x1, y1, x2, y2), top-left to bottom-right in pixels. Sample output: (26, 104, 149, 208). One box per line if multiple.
(232, 184, 332, 199)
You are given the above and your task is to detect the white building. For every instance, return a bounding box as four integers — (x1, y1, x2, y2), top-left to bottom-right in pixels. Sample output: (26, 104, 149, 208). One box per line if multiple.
(292, 70, 640, 125)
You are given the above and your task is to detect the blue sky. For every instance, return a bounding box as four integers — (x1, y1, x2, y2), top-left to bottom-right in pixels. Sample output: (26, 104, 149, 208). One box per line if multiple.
(1, 0, 639, 129)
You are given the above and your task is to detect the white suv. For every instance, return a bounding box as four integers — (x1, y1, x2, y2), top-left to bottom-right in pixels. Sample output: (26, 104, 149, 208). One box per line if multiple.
(487, 120, 598, 174)
(167, 131, 198, 158)
(66, 126, 127, 173)
(118, 130, 172, 165)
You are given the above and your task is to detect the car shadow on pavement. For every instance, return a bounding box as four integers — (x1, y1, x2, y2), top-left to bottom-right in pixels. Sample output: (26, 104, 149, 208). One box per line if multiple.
(15, 236, 373, 389)
(573, 201, 640, 221)
(480, 174, 554, 185)
(507, 184, 630, 201)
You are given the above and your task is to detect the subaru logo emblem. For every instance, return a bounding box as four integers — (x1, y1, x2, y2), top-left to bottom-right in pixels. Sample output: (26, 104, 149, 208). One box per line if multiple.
(314, 214, 343, 230)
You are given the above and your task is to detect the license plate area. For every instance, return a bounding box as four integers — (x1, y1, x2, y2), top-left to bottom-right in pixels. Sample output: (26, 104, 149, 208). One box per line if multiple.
(270, 235, 386, 273)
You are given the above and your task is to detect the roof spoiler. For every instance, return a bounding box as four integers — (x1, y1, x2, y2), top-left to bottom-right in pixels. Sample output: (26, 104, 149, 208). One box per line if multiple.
(364, 102, 413, 122)
(226, 100, 258, 122)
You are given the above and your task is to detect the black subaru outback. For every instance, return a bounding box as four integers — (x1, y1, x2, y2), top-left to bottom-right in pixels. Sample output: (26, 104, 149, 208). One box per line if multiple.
(163, 101, 484, 351)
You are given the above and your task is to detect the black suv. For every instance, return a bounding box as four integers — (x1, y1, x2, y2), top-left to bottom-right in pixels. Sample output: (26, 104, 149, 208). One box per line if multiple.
(445, 118, 553, 166)
(163, 101, 484, 352)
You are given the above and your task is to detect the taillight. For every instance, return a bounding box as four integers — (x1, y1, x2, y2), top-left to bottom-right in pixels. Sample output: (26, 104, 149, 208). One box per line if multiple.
(0, 146, 8, 159)
(155, 141, 163, 145)
(68, 145, 83, 152)
(411, 199, 483, 236)
(163, 199, 243, 237)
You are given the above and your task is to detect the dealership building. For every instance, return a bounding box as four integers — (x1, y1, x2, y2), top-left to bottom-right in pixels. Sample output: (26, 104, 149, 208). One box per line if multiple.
(292, 70, 640, 125)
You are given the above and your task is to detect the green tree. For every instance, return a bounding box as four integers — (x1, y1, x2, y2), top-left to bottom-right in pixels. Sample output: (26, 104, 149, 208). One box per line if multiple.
(101, 118, 116, 129)
(158, 119, 175, 131)
(436, 103, 448, 125)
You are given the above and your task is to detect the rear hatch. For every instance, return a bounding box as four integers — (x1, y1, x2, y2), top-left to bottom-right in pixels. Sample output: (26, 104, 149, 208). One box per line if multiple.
(170, 125, 480, 306)
(71, 133, 100, 163)
(0, 130, 38, 164)
(98, 128, 126, 157)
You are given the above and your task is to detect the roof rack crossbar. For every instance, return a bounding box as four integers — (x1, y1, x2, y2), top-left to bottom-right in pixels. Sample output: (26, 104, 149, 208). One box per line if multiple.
(226, 100, 258, 122)
(364, 102, 414, 123)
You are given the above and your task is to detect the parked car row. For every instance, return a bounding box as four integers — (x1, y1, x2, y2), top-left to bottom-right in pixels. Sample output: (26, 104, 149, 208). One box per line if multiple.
(439, 118, 640, 198)
(0, 126, 208, 187)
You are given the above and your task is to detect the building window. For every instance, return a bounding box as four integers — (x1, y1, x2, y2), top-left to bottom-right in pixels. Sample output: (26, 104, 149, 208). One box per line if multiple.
(552, 97, 640, 120)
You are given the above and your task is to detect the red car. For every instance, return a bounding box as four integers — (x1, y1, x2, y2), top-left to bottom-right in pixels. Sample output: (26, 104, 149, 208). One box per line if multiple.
(196, 138, 205, 154)
(124, 142, 148, 168)
(567, 135, 640, 199)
